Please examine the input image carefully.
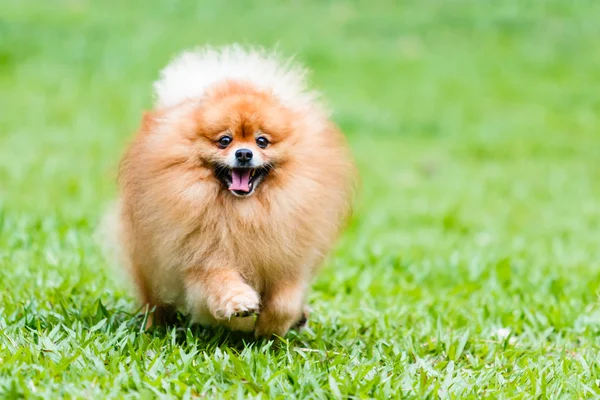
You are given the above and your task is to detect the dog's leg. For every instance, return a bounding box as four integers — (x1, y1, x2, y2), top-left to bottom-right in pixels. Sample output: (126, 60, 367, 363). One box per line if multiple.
(144, 303, 178, 329)
(129, 260, 173, 330)
(255, 279, 307, 338)
(292, 305, 310, 330)
(185, 267, 260, 324)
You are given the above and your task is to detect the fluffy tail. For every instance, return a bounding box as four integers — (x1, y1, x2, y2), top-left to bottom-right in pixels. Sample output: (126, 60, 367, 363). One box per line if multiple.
(95, 200, 131, 289)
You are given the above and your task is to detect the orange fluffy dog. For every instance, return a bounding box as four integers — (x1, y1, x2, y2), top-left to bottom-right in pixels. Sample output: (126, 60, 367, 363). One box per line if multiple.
(116, 45, 355, 337)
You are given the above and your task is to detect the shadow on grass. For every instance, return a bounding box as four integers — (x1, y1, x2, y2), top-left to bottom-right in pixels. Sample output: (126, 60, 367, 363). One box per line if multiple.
(88, 299, 311, 351)
(12, 297, 344, 355)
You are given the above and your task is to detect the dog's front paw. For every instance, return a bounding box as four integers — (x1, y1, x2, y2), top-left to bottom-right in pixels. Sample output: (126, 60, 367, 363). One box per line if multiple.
(210, 285, 260, 320)
(292, 305, 310, 330)
(228, 290, 260, 318)
(254, 308, 300, 338)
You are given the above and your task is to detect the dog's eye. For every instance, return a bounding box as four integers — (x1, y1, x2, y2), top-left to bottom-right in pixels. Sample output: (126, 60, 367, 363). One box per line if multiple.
(217, 136, 232, 148)
(256, 136, 269, 149)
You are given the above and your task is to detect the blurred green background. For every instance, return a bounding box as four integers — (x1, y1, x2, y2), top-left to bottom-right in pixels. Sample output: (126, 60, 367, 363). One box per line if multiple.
(1, 0, 600, 397)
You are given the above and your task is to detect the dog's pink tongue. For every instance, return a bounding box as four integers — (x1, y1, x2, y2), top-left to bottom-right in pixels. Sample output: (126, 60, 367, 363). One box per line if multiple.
(229, 169, 251, 192)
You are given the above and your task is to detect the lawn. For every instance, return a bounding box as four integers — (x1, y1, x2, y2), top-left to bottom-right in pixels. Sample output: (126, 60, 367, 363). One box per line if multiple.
(1, 0, 600, 397)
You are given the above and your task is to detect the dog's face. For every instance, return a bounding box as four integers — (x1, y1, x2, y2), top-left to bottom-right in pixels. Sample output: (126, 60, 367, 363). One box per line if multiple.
(192, 87, 296, 198)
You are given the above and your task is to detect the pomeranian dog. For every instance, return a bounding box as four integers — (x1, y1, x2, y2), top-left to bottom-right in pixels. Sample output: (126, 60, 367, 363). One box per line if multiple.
(116, 45, 355, 337)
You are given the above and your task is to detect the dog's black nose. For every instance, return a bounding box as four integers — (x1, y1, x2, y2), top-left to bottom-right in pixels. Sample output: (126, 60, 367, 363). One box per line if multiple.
(235, 148, 253, 162)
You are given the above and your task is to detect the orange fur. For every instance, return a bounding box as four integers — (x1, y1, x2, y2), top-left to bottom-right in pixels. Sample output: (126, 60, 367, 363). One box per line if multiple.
(117, 72, 355, 337)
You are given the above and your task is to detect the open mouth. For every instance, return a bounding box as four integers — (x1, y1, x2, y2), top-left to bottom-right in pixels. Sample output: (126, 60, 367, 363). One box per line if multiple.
(215, 166, 270, 197)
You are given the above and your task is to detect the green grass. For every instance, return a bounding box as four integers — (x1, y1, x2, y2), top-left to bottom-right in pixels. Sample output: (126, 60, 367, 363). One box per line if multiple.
(2, 0, 600, 397)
